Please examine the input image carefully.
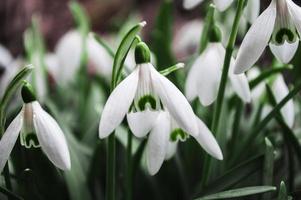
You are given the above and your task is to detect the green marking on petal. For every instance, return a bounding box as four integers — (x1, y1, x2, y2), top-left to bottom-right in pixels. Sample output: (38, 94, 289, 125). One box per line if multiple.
(20, 132, 40, 148)
(170, 128, 189, 142)
(138, 95, 157, 111)
(275, 28, 296, 44)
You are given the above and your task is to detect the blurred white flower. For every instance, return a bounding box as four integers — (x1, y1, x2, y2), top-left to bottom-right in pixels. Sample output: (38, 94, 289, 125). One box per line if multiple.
(0, 44, 23, 98)
(185, 42, 251, 106)
(54, 30, 113, 85)
(234, 0, 301, 74)
(0, 83, 71, 171)
(247, 67, 265, 101)
(172, 20, 203, 59)
(244, 0, 260, 24)
(183, 0, 233, 11)
(145, 111, 222, 175)
(272, 75, 294, 128)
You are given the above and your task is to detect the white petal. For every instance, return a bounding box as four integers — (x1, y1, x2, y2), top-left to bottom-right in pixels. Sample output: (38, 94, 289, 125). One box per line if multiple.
(183, 0, 204, 9)
(150, 64, 198, 137)
(188, 44, 222, 106)
(229, 63, 251, 103)
(287, 0, 301, 35)
(193, 117, 223, 160)
(244, 0, 260, 23)
(45, 53, 60, 82)
(126, 110, 159, 138)
(165, 141, 177, 160)
(269, 41, 299, 64)
(234, 1, 276, 74)
(146, 112, 170, 175)
(87, 35, 113, 78)
(0, 111, 23, 172)
(247, 68, 265, 100)
(272, 75, 295, 128)
(213, 0, 233, 11)
(0, 44, 13, 67)
(55, 30, 82, 84)
(99, 68, 139, 138)
(32, 102, 71, 170)
(185, 56, 202, 102)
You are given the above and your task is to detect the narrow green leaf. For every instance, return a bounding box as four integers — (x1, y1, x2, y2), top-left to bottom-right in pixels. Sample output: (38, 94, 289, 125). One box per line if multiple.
(249, 65, 292, 90)
(235, 81, 301, 162)
(159, 63, 184, 76)
(111, 21, 146, 88)
(195, 186, 276, 200)
(69, 1, 90, 36)
(0, 186, 23, 200)
(263, 137, 274, 200)
(151, 0, 174, 69)
(195, 154, 264, 197)
(278, 181, 288, 200)
(91, 33, 115, 57)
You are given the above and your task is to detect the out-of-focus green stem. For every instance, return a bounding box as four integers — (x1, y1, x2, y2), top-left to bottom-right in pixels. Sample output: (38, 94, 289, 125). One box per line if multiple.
(201, 0, 245, 187)
(199, 4, 215, 54)
(126, 130, 133, 200)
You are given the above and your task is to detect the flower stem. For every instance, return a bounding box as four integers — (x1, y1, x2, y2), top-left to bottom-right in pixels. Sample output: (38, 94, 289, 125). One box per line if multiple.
(126, 130, 133, 200)
(199, 4, 215, 54)
(201, 0, 245, 187)
(106, 133, 116, 200)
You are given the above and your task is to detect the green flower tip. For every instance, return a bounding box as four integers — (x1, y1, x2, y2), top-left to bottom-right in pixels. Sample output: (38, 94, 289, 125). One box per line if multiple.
(21, 81, 36, 103)
(209, 25, 222, 43)
(135, 42, 151, 64)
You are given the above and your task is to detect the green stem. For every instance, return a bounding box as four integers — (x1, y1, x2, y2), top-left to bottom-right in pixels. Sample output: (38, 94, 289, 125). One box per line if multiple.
(199, 4, 215, 54)
(201, 0, 245, 187)
(229, 99, 243, 156)
(106, 134, 116, 200)
(126, 131, 133, 200)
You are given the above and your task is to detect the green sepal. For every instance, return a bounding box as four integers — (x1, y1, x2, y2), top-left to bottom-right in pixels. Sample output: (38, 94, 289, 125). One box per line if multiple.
(135, 42, 151, 64)
(21, 81, 36, 103)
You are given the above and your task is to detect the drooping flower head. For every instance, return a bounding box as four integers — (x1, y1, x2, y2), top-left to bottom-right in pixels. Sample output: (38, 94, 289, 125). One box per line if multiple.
(234, 0, 301, 74)
(0, 82, 71, 171)
(99, 41, 223, 175)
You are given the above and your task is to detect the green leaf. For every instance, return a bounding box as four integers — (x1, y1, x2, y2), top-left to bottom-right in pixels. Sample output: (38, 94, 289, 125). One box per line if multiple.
(0, 186, 23, 200)
(195, 186, 276, 200)
(111, 21, 146, 88)
(151, 0, 175, 69)
(249, 65, 292, 90)
(263, 137, 274, 200)
(195, 154, 264, 196)
(159, 63, 184, 76)
(69, 1, 90, 36)
(234, 81, 301, 162)
(278, 181, 288, 200)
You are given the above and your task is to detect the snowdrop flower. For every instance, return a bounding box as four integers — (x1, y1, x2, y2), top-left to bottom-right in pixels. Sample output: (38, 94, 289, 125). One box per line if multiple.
(144, 111, 222, 174)
(244, 0, 260, 24)
(99, 42, 199, 138)
(55, 30, 112, 85)
(183, 0, 233, 11)
(186, 42, 251, 106)
(0, 82, 71, 171)
(0, 44, 20, 97)
(172, 20, 203, 59)
(271, 75, 294, 127)
(234, 0, 301, 74)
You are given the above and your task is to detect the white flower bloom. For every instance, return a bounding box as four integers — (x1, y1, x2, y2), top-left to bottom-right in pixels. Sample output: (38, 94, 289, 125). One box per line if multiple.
(99, 61, 198, 139)
(183, 0, 233, 11)
(244, 0, 260, 24)
(144, 111, 223, 175)
(247, 67, 265, 101)
(172, 20, 203, 59)
(234, 0, 301, 74)
(272, 75, 294, 128)
(185, 42, 251, 106)
(55, 30, 113, 85)
(0, 84, 71, 171)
